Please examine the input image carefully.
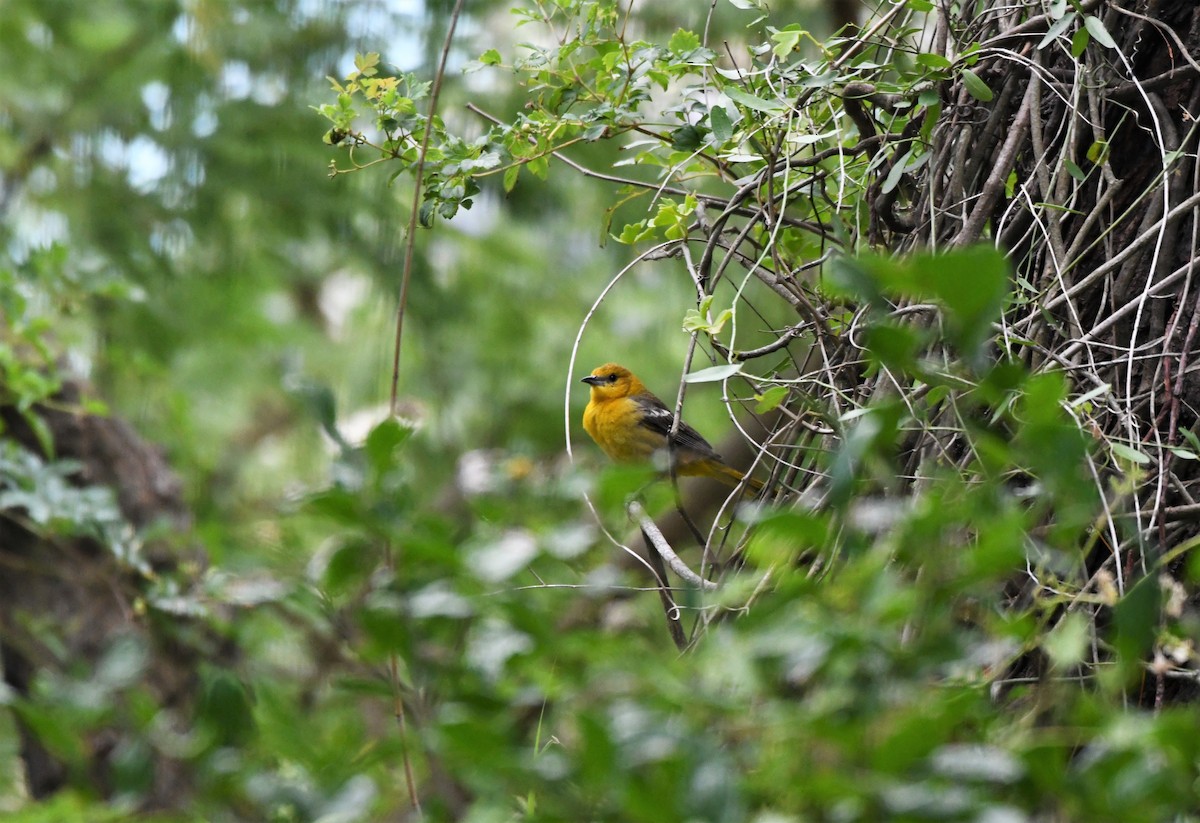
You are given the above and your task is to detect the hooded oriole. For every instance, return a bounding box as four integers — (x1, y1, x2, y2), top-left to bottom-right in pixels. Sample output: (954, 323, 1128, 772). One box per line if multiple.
(581, 362, 763, 491)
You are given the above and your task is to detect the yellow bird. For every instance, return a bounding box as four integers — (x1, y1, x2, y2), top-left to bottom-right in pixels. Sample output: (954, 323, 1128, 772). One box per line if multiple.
(581, 362, 762, 491)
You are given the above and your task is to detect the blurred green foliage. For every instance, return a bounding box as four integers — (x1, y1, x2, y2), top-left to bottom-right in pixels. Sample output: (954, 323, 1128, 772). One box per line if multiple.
(2, 0, 1199, 821)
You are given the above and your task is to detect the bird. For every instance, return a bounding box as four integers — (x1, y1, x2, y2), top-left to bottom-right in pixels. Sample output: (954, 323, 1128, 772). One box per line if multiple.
(580, 362, 763, 491)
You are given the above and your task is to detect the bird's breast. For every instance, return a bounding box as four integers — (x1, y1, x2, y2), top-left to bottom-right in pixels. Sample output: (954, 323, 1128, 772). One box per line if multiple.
(584, 399, 662, 463)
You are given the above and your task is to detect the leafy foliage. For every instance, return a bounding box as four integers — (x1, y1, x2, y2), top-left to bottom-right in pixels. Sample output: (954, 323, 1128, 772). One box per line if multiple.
(311, 0, 1200, 817)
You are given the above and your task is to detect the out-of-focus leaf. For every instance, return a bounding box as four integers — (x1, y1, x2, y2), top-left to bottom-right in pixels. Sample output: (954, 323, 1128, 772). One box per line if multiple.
(1113, 575, 1161, 673)
(1045, 610, 1090, 669)
(684, 363, 743, 383)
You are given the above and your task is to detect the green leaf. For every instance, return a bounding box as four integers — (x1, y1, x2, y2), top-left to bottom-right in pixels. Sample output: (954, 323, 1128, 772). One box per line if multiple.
(479, 48, 502, 66)
(503, 163, 520, 193)
(755, 385, 790, 413)
(684, 363, 743, 383)
(1044, 611, 1090, 669)
(916, 53, 952, 70)
(322, 540, 379, 594)
(305, 486, 362, 523)
(828, 247, 1010, 369)
(880, 149, 911, 195)
(744, 510, 831, 565)
(200, 673, 256, 746)
(649, 197, 693, 240)
(464, 150, 502, 171)
(365, 418, 413, 476)
(682, 304, 733, 335)
(725, 86, 785, 115)
(960, 69, 993, 102)
(1071, 26, 1090, 57)
(669, 28, 701, 55)
(418, 200, 437, 228)
(1113, 575, 1161, 674)
(353, 52, 380, 77)
(670, 124, 705, 151)
(70, 9, 137, 53)
(1083, 15, 1116, 49)
(1038, 11, 1076, 49)
(799, 71, 838, 89)
(710, 105, 734, 144)
(826, 255, 888, 306)
(527, 153, 549, 180)
(1110, 442, 1150, 465)
(287, 378, 344, 446)
(863, 322, 923, 372)
(1064, 158, 1086, 181)
(922, 246, 1010, 335)
(770, 27, 804, 57)
(615, 220, 655, 244)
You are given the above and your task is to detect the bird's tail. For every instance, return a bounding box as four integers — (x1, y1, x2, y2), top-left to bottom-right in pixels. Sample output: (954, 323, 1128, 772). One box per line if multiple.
(710, 461, 765, 493)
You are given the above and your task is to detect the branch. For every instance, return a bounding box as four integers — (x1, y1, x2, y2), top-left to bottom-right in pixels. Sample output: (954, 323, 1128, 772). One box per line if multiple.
(953, 74, 1036, 246)
(465, 103, 727, 206)
(627, 501, 719, 591)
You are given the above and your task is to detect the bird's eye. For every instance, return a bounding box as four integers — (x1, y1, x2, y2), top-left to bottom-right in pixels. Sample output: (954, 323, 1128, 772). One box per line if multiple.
(607, 373, 619, 383)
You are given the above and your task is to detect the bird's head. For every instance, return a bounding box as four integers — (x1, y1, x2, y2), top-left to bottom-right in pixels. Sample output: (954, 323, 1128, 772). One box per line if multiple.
(581, 362, 640, 399)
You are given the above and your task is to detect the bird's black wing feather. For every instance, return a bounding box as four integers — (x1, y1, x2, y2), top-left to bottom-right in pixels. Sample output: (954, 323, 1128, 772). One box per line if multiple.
(633, 393, 722, 460)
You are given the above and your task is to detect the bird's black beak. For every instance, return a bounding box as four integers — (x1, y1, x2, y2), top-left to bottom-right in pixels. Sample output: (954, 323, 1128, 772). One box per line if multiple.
(581, 375, 601, 386)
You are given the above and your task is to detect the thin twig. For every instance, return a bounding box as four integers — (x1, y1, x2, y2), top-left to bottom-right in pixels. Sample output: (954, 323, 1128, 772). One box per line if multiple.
(385, 0, 467, 813)
(390, 0, 467, 415)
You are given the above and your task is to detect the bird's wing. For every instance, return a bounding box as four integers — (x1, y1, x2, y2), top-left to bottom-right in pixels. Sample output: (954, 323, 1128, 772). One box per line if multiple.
(632, 392, 723, 461)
